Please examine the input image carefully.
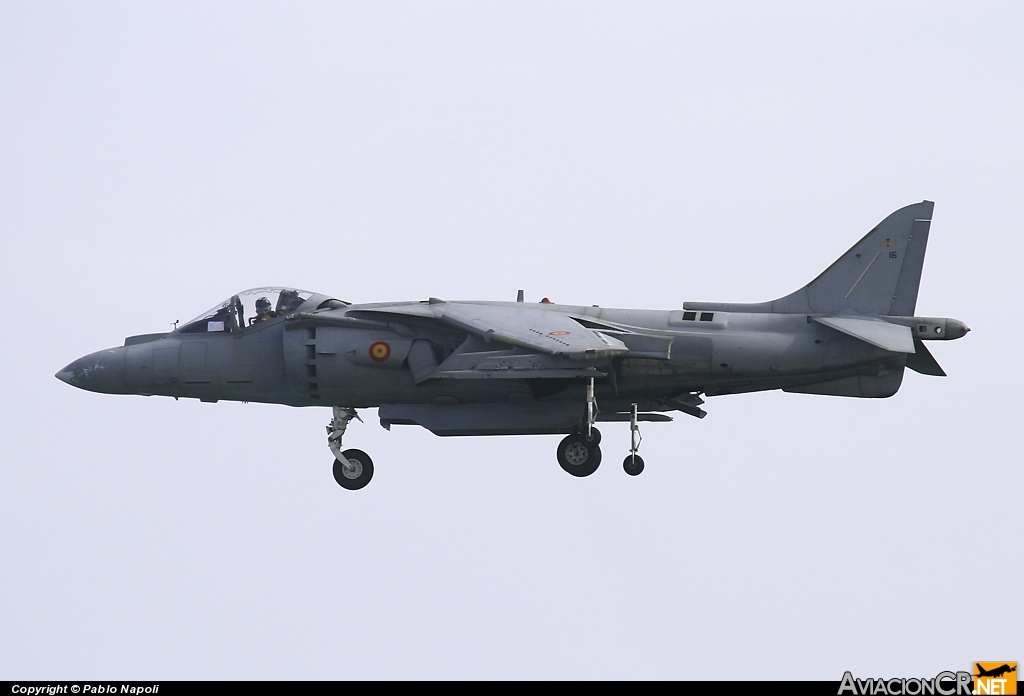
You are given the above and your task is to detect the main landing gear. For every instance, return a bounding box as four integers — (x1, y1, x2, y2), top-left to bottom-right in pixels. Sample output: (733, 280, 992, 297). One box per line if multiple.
(556, 377, 604, 477)
(557, 428, 602, 477)
(554, 380, 647, 478)
(327, 406, 374, 490)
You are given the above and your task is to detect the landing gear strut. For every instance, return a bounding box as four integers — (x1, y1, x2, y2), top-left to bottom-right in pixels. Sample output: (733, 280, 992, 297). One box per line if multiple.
(585, 377, 598, 441)
(327, 406, 374, 490)
(623, 403, 645, 476)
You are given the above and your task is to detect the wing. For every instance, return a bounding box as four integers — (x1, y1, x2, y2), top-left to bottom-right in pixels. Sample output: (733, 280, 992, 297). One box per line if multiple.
(349, 301, 629, 360)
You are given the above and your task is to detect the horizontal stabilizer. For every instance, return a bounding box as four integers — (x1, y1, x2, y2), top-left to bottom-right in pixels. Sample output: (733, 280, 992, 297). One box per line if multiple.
(814, 316, 915, 353)
(905, 338, 946, 376)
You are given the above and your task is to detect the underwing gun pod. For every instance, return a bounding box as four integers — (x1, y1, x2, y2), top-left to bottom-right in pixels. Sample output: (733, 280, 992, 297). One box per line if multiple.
(57, 202, 968, 490)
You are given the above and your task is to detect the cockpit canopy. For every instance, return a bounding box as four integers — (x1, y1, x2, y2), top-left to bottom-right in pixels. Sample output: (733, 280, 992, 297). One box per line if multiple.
(178, 287, 341, 334)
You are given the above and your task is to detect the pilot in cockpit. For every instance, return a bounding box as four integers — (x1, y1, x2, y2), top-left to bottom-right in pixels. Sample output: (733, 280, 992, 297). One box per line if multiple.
(250, 296, 278, 325)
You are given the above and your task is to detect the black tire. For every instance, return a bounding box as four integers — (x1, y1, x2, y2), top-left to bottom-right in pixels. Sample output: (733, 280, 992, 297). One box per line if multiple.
(623, 454, 645, 476)
(333, 448, 374, 490)
(557, 435, 601, 477)
(581, 426, 601, 446)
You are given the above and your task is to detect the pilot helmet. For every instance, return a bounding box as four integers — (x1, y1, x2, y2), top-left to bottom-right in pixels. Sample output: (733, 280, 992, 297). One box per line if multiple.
(256, 297, 272, 314)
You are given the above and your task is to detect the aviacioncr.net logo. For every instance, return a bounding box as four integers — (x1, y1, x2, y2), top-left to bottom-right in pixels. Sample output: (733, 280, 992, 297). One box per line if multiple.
(839, 671, 973, 695)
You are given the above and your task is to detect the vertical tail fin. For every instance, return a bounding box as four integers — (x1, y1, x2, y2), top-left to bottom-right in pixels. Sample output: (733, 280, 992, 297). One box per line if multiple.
(771, 201, 933, 316)
(684, 201, 934, 316)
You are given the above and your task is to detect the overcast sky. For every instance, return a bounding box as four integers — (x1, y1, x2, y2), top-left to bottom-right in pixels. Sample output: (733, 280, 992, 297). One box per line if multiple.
(1, 1, 1021, 680)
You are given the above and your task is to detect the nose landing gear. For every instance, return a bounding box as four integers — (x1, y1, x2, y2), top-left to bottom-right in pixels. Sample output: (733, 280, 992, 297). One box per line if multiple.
(327, 406, 374, 490)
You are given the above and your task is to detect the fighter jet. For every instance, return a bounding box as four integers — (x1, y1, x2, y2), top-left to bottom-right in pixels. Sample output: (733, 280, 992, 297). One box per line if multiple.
(57, 201, 969, 489)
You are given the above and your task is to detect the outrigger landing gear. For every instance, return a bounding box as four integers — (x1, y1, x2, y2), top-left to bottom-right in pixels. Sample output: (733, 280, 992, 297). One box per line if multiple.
(327, 407, 374, 490)
(623, 403, 645, 476)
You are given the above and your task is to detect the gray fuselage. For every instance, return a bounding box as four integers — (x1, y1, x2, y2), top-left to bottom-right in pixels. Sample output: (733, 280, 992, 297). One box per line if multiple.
(58, 298, 958, 418)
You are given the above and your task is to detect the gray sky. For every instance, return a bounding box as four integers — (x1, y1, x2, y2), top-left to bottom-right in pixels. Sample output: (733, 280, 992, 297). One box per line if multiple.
(1, 1, 1021, 679)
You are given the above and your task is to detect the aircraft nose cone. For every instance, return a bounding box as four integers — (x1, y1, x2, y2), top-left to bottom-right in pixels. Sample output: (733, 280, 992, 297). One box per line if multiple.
(55, 347, 128, 394)
(945, 319, 971, 340)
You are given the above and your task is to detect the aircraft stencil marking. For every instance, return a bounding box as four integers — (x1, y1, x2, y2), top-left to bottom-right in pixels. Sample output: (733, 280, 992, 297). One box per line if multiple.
(57, 202, 969, 490)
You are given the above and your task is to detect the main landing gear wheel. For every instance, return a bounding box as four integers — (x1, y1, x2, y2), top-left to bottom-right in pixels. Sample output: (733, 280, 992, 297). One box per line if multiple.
(623, 454, 645, 476)
(333, 448, 374, 490)
(557, 434, 602, 477)
(581, 426, 601, 446)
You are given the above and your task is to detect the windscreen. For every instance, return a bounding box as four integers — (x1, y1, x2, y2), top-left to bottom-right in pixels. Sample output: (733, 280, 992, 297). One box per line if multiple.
(178, 288, 315, 333)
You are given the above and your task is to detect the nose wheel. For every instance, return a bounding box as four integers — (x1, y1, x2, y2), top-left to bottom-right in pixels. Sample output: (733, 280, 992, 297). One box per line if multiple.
(333, 448, 374, 490)
(326, 407, 374, 490)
